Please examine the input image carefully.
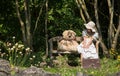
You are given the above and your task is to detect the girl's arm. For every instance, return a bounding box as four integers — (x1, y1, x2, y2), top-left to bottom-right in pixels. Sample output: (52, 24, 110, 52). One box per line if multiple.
(93, 32, 99, 41)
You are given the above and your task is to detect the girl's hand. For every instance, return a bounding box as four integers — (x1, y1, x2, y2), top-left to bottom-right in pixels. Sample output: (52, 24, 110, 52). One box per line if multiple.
(82, 36, 93, 48)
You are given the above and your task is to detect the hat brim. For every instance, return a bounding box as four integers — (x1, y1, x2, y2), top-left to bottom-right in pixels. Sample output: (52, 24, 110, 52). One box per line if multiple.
(84, 24, 96, 32)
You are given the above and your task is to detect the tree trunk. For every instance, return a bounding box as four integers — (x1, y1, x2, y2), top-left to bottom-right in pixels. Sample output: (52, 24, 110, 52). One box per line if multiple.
(107, 0, 120, 50)
(81, 0, 91, 21)
(45, 0, 48, 56)
(76, 0, 91, 22)
(107, 0, 114, 48)
(15, 0, 27, 45)
(24, 0, 32, 49)
(16, 0, 33, 49)
(94, 0, 109, 56)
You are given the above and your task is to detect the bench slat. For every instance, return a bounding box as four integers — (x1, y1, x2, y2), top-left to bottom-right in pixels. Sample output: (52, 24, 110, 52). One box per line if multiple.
(52, 50, 78, 54)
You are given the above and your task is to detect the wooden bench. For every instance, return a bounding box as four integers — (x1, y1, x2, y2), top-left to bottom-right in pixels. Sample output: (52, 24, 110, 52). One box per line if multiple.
(48, 36, 83, 59)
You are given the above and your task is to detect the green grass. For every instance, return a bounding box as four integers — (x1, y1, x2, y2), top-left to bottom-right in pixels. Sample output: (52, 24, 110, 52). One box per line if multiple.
(44, 58, 120, 76)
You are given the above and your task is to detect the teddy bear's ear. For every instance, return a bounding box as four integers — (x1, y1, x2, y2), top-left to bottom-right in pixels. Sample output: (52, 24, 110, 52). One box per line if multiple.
(62, 30, 67, 36)
(69, 30, 76, 36)
(73, 31, 76, 35)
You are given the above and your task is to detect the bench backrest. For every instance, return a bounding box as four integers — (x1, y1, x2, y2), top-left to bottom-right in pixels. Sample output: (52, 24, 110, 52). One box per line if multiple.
(48, 36, 82, 53)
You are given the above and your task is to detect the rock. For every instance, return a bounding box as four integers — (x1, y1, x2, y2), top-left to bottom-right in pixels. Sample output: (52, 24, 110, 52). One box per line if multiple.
(115, 72, 120, 76)
(76, 72, 84, 76)
(15, 66, 61, 76)
(0, 58, 11, 76)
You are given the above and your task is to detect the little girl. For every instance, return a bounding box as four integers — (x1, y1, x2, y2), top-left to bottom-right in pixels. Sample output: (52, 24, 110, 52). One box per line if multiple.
(77, 21, 100, 68)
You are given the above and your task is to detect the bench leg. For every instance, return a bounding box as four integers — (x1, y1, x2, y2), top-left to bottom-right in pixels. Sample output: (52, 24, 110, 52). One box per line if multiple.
(49, 50, 54, 67)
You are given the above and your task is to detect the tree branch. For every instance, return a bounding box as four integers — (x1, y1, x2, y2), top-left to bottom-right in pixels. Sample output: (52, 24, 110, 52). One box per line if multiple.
(75, 0, 86, 22)
(33, 0, 46, 35)
(78, 0, 91, 21)
(15, 0, 26, 44)
(112, 16, 120, 49)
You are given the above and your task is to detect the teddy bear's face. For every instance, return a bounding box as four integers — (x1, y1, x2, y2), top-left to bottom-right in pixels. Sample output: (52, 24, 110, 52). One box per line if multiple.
(58, 30, 78, 51)
(62, 30, 76, 40)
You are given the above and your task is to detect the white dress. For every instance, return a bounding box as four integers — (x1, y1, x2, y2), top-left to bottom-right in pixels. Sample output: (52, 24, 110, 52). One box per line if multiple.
(77, 30, 99, 59)
(77, 43, 99, 59)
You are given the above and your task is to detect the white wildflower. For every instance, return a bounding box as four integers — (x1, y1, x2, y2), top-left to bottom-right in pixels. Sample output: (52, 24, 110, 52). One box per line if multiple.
(33, 55, 36, 58)
(12, 36, 15, 39)
(29, 50, 32, 52)
(29, 58, 33, 60)
(15, 43, 18, 46)
(10, 47, 14, 51)
(18, 44, 24, 49)
(7, 42, 12, 46)
(26, 47, 30, 51)
(19, 52, 22, 54)
(12, 46, 16, 49)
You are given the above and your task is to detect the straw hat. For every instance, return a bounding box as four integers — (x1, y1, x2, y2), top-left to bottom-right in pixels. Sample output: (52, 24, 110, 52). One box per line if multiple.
(84, 21, 96, 32)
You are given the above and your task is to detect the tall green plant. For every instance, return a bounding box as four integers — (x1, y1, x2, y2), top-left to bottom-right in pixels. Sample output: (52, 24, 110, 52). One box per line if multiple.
(0, 37, 34, 67)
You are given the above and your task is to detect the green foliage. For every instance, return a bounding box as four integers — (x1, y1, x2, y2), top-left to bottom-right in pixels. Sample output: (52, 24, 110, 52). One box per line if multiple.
(0, 0, 22, 42)
(47, 0, 84, 37)
(109, 48, 119, 59)
(0, 24, 8, 40)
